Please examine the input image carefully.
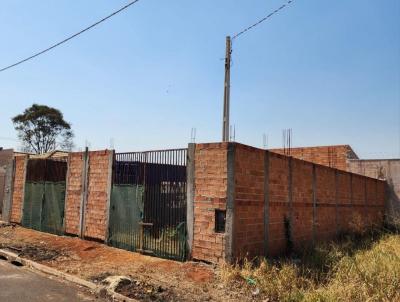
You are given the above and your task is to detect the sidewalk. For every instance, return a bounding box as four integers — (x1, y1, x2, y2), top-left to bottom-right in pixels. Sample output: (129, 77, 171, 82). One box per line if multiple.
(0, 223, 245, 301)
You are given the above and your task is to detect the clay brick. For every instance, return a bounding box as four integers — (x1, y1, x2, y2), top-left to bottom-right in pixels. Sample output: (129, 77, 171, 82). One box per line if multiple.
(10, 156, 27, 223)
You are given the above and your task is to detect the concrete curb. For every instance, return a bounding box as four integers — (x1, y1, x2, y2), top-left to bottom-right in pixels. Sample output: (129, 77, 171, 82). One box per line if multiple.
(0, 249, 138, 302)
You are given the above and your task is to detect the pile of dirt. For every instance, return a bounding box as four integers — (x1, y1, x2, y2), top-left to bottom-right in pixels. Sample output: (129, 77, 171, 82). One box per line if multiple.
(0, 243, 61, 262)
(19, 245, 61, 261)
(115, 277, 181, 302)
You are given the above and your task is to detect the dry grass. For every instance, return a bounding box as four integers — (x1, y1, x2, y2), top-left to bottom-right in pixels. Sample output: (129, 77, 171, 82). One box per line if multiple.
(220, 229, 400, 302)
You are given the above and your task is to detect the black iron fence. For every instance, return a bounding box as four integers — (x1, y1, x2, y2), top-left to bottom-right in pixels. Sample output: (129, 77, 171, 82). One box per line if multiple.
(109, 148, 188, 261)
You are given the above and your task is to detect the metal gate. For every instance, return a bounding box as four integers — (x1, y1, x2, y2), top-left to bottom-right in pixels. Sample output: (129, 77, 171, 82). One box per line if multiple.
(108, 149, 187, 261)
(22, 158, 67, 235)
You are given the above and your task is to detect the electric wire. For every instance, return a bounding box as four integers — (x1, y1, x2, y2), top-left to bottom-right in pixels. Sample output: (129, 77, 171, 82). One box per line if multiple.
(0, 0, 141, 73)
(232, 0, 295, 40)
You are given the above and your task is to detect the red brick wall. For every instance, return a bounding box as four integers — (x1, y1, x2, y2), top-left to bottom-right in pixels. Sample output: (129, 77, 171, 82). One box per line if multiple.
(192, 143, 228, 263)
(336, 171, 352, 232)
(192, 143, 386, 263)
(64, 150, 112, 240)
(10, 155, 27, 223)
(64, 153, 84, 235)
(268, 153, 290, 256)
(314, 165, 336, 241)
(291, 158, 313, 250)
(270, 145, 358, 171)
(83, 150, 112, 240)
(234, 144, 265, 259)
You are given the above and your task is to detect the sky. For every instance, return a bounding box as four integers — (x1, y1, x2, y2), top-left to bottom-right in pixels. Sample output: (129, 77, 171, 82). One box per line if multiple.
(0, 0, 399, 158)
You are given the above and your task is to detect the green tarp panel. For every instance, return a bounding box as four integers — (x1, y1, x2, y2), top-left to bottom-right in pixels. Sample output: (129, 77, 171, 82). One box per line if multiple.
(22, 182, 44, 231)
(41, 181, 66, 235)
(108, 184, 144, 251)
(22, 181, 66, 235)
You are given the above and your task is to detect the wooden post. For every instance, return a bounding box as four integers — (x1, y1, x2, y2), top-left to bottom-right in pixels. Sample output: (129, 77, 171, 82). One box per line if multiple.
(222, 36, 232, 142)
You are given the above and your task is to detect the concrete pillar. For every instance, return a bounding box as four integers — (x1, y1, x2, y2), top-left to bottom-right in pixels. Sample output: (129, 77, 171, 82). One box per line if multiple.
(225, 143, 236, 263)
(79, 148, 89, 238)
(288, 157, 294, 252)
(263, 151, 270, 257)
(104, 150, 114, 243)
(186, 144, 195, 258)
(1, 149, 15, 222)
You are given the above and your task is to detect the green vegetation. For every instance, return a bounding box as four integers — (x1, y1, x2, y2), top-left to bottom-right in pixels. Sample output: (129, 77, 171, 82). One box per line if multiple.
(12, 103, 74, 153)
(220, 229, 400, 302)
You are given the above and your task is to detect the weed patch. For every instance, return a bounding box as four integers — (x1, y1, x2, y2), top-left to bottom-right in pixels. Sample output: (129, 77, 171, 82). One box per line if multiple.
(220, 229, 400, 302)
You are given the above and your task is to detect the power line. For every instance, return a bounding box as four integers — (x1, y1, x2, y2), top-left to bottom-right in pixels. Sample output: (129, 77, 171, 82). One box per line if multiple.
(232, 0, 295, 40)
(0, 0, 141, 73)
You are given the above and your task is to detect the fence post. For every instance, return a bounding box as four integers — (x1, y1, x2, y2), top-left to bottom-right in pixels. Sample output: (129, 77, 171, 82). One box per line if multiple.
(79, 148, 89, 238)
(104, 150, 114, 243)
(186, 144, 195, 259)
(225, 143, 236, 263)
(62, 154, 71, 233)
(288, 157, 293, 252)
(263, 151, 270, 257)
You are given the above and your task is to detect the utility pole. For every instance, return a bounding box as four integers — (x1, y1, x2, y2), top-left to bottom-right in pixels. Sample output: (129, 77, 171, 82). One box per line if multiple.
(222, 36, 232, 142)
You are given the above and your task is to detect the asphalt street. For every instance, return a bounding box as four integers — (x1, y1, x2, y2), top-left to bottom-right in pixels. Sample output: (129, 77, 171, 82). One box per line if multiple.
(0, 260, 106, 302)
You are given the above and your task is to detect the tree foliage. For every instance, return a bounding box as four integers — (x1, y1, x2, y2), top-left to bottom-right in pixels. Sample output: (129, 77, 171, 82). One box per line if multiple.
(12, 104, 74, 154)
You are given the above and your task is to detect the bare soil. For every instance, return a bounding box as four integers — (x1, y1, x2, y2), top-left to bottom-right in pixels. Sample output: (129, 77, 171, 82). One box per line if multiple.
(0, 224, 251, 302)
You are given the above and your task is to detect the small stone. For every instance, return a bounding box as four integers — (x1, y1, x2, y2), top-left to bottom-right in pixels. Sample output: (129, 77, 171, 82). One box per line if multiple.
(252, 288, 260, 296)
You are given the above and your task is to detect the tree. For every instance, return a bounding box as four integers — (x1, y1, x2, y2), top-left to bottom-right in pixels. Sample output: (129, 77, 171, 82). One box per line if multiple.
(12, 104, 74, 154)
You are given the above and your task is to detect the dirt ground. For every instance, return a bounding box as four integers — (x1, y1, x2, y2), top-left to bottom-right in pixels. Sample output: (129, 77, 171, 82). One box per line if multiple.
(0, 223, 252, 301)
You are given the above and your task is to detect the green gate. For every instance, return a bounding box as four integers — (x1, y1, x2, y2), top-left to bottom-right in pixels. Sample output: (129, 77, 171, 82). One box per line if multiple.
(108, 184, 144, 251)
(108, 150, 187, 261)
(22, 159, 67, 235)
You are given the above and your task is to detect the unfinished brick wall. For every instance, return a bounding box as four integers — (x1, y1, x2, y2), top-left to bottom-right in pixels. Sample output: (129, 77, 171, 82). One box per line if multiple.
(314, 165, 337, 241)
(192, 143, 228, 263)
(291, 158, 313, 250)
(268, 152, 291, 256)
(192, 142, 386, 263)
(234, 144, 265, 259)
(270, 145, 358, 171)
(84, 151, 112, 240)
(64, 152, 84, 235)
(10, 155, 27, 223)
(63, 150, 112, 240)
